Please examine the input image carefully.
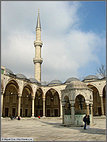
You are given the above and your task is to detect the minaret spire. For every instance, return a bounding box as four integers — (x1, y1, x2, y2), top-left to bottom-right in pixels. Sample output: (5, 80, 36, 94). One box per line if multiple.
(33, 10, 43, 82)
(36, 9, 41, 29)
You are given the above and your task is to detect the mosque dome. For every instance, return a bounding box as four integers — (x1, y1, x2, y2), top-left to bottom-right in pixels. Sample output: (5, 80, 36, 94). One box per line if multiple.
(48, 80, 62, 86)
(29, 78, 39, 83)
(16, 74, 27, 79)
(5, 68, 14, 75)
(65, 77, 80, 84)
(66, 80, 88, 90)
(83, 75, 98, 81)
(41, 81, 49, 86)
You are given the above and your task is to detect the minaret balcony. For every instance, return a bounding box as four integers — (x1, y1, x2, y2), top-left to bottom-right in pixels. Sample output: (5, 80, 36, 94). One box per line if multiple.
(34, 41, 43, 47)
(33, 58, 43, 64)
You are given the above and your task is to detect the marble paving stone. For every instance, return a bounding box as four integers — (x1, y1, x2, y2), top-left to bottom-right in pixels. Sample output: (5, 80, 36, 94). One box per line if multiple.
(1, 117, 106, 141)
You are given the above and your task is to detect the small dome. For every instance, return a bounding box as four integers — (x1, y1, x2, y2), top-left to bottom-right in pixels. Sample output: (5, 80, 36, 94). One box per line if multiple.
(41, 81, 49, 86)
(29, 78, 38, 83)
(5, 68, 14, 75)
(65, 77, 80, 84)
(48, 80, 62, 85)
(16, 74, 27, 79)
(66, 80, 88, 90)
(84, 75, 98, 80)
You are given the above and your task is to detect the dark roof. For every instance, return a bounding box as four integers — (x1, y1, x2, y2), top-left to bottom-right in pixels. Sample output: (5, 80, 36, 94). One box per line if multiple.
(5, 68, 14, 75)
(41, 81, 49, 86)
(65, 77, 80, 84)
(65, 80, 88, 90)
(16, 74, 27, 79)
(84, 75, 98, 80)
(29, 78, 39, 83)
(48, 80, 62, 86)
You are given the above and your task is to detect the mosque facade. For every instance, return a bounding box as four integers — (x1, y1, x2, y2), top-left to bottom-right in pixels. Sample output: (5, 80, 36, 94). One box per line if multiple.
(1, 11, 106, 119)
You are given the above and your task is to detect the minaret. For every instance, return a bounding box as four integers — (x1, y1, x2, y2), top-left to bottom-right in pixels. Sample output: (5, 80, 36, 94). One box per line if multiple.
(33, 9, 43, 82)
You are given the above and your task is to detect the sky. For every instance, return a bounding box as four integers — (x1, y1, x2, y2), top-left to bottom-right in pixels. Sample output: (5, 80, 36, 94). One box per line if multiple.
(1, 1, 106, 83)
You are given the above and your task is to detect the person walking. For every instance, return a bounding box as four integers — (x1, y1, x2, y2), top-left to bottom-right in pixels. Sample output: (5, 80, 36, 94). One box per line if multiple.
(17, 116, 20, 120)
(83, 114, 87, 130)
(86, 115, 90, 129)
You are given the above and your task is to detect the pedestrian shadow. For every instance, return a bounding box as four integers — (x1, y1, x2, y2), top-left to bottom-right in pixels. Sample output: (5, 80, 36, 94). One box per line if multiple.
(39, 120, 106, 135)
(78, 127, 106, 135)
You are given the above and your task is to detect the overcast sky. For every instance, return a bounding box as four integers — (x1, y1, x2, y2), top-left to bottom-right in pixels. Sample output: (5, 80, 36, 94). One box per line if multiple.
(1, 1, 106, 83)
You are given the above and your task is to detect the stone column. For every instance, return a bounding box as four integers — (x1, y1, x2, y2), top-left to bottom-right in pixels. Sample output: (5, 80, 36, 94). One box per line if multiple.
(43, 97, 45, 117)
(90, 104, 93, 124)
(60, 97, 62, 118)
(86, 104, 89, 115)
(71, 103, 75, 125)
(100, 95, 104, 115)
(62, 105, 65, 124)
(18, 95, 21, 117)
(32, 96, 35, 117)
(1, 90, 4, 117)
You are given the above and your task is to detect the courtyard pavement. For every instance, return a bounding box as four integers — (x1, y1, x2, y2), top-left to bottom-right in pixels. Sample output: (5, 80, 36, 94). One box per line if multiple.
(1, 116, 106, 141)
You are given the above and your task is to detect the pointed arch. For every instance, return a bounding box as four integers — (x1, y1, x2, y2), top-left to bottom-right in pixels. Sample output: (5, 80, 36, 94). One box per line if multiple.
(21, 84, 33, 117)
(34, 88, 43, 117)
(45, 88, 60, 117)
(3, 80, 19, 117)
(74, 94, 86, 115)
(87, 84, 101, 116)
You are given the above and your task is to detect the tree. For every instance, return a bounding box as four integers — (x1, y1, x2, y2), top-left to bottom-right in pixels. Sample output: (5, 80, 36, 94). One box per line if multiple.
(97, 64, 106, 78)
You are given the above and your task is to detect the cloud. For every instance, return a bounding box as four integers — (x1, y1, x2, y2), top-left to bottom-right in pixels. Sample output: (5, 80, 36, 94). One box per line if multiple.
(1, 1, 105, 82)
(1, 30, 35, 77)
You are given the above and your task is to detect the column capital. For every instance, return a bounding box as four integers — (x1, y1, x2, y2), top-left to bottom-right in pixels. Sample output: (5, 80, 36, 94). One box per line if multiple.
(62, 101, 65, 106)
(85, 100, 90, 105)
(18, 94, 22, 97)
(1, 88, 4, 94)
(59, 96, 61, 99)
(90, 104, 93, 107)
(71, 104, 74, 107)
(69, 100, 75, 105)
(32, 96, 35, 100)
(1, 91, 3, 95)
(100, 94, 103, 97)
(86, 103, 90, 106)
(43, 97, 45, 101)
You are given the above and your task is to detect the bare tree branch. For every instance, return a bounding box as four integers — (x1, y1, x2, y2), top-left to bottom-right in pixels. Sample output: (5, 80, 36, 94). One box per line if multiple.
(97, 64, 106, 78)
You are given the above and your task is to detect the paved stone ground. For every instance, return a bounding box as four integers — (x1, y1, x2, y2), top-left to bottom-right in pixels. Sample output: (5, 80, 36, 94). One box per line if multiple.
(1, 117, 106, 141)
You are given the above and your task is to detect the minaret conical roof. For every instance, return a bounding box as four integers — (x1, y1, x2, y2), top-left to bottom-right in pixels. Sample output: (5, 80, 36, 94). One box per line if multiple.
(36, 9, 41, 29)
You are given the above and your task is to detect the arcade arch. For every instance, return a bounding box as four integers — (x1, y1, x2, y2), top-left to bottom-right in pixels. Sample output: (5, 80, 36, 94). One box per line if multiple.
(3, 80, 19, 117)
(45, 89, 60, 117)
(21, 85, 32, 117)
(34, 88, 43, 117)
(87, 84, 101, 116)
(74, 94, 86, 115)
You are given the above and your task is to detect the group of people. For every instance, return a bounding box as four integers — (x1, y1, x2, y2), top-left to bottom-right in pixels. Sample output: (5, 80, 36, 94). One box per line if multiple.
(10, 116, 21, 120)
(83, 114, 90, 130)
(10, 115, 41, 120)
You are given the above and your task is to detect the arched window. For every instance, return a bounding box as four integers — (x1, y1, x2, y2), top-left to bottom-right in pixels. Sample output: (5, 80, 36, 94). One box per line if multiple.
(75, 94, 86, 114)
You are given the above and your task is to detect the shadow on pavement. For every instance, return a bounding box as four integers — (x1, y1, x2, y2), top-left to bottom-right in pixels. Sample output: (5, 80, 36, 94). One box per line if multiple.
(39, 120, 106, 135)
